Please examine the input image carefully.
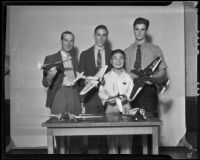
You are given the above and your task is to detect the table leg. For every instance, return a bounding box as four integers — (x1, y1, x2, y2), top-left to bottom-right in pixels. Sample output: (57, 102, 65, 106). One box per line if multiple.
(60, 137, 65, 154)
(142, 135, 148, 154)
(152, 127, 159, 154)
(65, 137, 70, 154)
(47, 135, 54, 154)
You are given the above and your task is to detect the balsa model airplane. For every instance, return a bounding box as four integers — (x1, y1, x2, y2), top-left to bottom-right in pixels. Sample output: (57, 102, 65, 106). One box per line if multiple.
(130, 57, 170, 101)
(43, 113, 103, 121)
(37, 57, 72, 70)
(104, 94, 127, 114)
(79, 65, 108, 95)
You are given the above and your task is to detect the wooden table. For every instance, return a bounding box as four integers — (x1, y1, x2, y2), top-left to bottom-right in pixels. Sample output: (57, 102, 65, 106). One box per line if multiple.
(42, 114, 162, 154)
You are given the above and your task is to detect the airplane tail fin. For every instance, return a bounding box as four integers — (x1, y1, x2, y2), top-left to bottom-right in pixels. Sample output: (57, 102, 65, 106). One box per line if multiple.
(129, 79, 145, 101)
(159, 79, 170, 94)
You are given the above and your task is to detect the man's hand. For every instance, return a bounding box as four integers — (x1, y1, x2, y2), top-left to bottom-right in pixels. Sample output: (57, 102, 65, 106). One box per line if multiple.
(145, 80, 152, 85)
(129, 72, 138, 79)
(47, 66, 57, 80)
(108, 98, 116, 104)
(84, 79, 91, 86)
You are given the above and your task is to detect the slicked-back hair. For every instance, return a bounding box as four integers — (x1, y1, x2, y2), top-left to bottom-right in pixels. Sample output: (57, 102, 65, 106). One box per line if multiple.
(61, 31, 75, 41)
(133, 17, 150, 30)
(94, 25, 109, 35)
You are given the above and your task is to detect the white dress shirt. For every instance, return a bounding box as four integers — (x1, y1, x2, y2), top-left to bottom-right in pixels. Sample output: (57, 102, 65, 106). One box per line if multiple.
(61, 50, 75, 86)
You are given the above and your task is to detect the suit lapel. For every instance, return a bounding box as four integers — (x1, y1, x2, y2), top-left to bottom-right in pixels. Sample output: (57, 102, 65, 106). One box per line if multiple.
(71, 57, 77, 77)
(56, 51, 64, 72)
(90, 46, 97, 69)
(105, 48, 111, 65)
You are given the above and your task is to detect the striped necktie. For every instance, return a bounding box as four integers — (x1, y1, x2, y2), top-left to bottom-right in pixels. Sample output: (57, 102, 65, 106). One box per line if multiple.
(134, 45, 141, 70)
(97, 50, 102, 69)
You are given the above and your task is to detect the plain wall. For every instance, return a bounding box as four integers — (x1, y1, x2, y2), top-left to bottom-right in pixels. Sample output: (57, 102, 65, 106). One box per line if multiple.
(7, 2, 187, 147)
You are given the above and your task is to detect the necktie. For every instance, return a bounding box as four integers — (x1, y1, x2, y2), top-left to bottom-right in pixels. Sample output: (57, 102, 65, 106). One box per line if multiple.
(134, 45, 141, 70)
(97, 50, 102, 69)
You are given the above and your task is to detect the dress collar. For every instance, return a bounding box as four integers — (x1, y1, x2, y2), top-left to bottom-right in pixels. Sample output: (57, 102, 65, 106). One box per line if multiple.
(111, 68, 126, 76)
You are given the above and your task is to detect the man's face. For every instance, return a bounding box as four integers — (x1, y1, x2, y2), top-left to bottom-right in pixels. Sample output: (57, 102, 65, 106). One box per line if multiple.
(110, 52, 125, 69)
(134, 23, 147, 42)
(61, 33, 74, 52)
(94, 28, 108, 47)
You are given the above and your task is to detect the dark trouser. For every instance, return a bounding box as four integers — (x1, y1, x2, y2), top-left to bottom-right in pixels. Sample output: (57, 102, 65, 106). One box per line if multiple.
(51, 87, 82, 153)
(82, 89, 107, 153)
(130, 84, 158, 117)
(131, 84, 158, 154)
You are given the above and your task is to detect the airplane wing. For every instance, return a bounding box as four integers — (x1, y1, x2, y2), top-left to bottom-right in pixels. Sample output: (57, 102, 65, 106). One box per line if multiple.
(94, 65, 108, 80)
(38, 57, 72, 70)
(79, 81, 98, 95)
(143, 57, 162, 75)
(72, 72, 84, 84)
(129, 78, 146, 101)
(79, 65, 108, 95)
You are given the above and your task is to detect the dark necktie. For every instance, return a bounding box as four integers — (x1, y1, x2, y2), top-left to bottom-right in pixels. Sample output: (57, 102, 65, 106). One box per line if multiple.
(97, 50, 102, 69)
(134, 45, 141, 70)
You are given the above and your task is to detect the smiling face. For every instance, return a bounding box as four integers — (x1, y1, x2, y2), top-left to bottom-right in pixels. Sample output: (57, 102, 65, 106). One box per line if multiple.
(133, 23, 147, 42)
(61, 33, 74, 52)
(110, 52, 125, 69)
(94, 28, 108, 48)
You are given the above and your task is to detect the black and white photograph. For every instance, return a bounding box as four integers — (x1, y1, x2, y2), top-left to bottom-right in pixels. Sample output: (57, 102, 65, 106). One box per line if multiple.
(2, 1, 198, 159)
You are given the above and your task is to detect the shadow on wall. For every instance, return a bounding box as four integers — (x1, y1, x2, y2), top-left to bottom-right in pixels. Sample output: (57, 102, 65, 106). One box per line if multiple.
(70, 46, 79, 58)
(146, 33, 153, 43)
(158, 99, 173, 114)
(105, 40, 112, 50)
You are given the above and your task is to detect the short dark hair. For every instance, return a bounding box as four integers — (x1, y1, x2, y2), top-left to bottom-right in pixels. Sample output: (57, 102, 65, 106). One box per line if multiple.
(61, 31, 75, 41)
(94, 25, 109, 35)
(133, 17, 149, 30)
(110, 49, 126, 59)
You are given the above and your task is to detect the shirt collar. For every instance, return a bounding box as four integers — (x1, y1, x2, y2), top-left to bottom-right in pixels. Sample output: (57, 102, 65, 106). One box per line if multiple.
(61, 50, 71, 59)
(94, 45, 105, 52)
(134, 40, 147, 48)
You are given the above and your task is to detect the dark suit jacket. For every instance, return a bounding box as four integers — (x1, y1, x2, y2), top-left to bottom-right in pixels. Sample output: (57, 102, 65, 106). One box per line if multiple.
(79, 45, 112, 113)
(42, 51, 79, 108)
(79, 45, 112, 76)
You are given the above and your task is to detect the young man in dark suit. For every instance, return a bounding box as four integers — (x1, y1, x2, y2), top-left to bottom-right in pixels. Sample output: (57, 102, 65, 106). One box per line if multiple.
(79, 25, 112, 114)
(79, 25, 112, 153)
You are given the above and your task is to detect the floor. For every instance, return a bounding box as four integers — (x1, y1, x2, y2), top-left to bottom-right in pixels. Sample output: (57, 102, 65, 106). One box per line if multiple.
(5, 132, 198, 159)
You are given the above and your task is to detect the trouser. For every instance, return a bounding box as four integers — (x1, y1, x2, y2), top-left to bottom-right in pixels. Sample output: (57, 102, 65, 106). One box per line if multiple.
(107, 135, 132, 154)
(131, 84, 158, 154)
(82, 89, 106, 153)
(51, 87, 82, 153)
(106, 103, 132, 154)
(130, 84, 158, 117)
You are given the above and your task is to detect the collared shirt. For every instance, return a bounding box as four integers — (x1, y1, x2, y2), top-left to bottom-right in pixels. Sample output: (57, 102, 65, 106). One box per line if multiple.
(94, 45, 106, 67)
(60, 50, 75, 86)
(98, 69, 134, 105)
(124, 41, 167, 73)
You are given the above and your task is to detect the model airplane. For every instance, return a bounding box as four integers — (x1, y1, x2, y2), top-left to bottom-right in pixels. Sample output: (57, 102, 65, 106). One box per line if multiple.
(104, 94, 127, 114)
(130, 57, 170, 101)
(124, 108, 147, 120)
(43, 113, 103, 122)
(79, 65, 108, 95)
(37, 57, 72, 70)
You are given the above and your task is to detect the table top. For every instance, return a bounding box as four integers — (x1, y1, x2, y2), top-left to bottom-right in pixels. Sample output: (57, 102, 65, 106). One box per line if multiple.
(42, 114, 163, 128)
